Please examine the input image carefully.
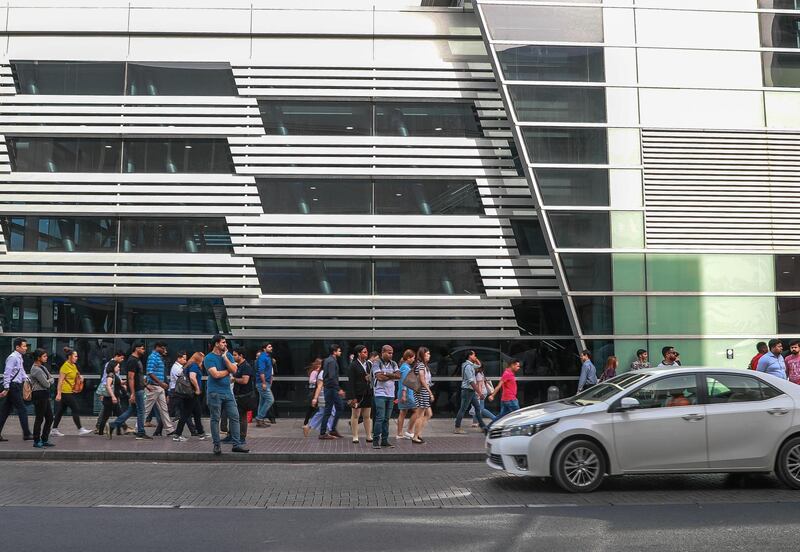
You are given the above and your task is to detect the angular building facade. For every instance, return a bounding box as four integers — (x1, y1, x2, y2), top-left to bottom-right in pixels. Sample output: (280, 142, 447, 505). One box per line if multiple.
(0, 0, 579, 413)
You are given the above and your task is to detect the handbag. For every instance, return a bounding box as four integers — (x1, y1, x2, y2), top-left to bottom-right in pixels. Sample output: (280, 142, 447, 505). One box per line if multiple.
(22, 379, 32, 402)
(95, 377, 110, 398)
(174, 372, 195, 397)
(72, 373, 84, 394)
(403, 368, 422, 393)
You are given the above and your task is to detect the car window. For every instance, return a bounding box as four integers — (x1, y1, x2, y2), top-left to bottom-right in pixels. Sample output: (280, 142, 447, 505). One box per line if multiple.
(627, 375, 698, 409)
(570, 372, 650, 404)
(706, 374, 784, 404)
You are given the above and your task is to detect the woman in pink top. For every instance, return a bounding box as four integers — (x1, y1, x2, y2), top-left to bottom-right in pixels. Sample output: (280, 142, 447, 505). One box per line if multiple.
(490, 360, 521, 418)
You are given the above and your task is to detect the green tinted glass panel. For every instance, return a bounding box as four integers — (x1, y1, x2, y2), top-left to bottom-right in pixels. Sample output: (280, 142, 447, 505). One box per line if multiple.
(647, 297, 775, 335)
(648, 339, 763, 370)
(646, 254, 774, 292)
(614, 340, 648, 372)
(612, 253, 645, 292)
(611, 211, 644, 248)
(613, 296, 646, 335)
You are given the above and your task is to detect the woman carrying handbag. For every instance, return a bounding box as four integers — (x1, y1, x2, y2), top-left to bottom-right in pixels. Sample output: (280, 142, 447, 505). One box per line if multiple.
(51, 347, 91, 436)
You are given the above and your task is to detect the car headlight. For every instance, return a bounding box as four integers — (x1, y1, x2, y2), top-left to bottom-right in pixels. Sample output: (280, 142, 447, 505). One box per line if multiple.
(500, 418, 558, 438)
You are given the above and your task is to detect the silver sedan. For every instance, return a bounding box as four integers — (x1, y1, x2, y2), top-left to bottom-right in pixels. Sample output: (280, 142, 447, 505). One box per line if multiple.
(486, 367, 800, 492)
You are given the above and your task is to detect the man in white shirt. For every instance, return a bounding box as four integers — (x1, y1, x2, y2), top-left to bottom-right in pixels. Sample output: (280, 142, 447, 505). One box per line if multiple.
(372, 345, 400, 449)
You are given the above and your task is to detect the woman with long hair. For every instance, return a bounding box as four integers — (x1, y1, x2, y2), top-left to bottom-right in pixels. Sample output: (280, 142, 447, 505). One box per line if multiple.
(98, 356, 124, 438)
(29, 348, 54, 448)
(347, 344, 373, 444)
(302, 357, 322, 437)
(172, 351, 206, 441)
(472, 363, 497, 426)
(396, 349, 416, 440)
(599, 356, 618, 382)
(51, 347, 91, 436)
(410, 347, 434, 444)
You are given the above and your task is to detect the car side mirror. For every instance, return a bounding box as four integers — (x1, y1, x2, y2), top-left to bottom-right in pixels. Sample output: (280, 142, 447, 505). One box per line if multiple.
(618, 397, 640, 411)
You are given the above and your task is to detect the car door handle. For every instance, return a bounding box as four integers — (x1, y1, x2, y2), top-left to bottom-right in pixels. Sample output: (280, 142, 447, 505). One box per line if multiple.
(768, 408, 790, 416)
(682, 414, 705, 422)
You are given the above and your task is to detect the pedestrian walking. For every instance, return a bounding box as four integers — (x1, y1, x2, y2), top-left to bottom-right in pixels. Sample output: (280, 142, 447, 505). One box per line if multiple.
(172, 351, 206, 440)
(108, 342, 150, 440)
(94, 352, 126, 434)
(254, 343, 275, 428)
(757, 339, 787, 380)
(396, 349, 416, 440)
(749, 342, 768, 370)
(302, 357, 322, 437)
(0, 337, 33, 442)
(577, 349, 598, 393)
(204, 335, 249, 455)
(52, 347, 91, 437)
(657, 346, 680, 368)
(232, 348, 257, 446)
(371, 345, 400, 449)
(454, 350, 488, 434)
(410, 347, 434, 444)
(599, 356, 617, 382)
(167, 351, 194, 434)
(472, 363, 496, 426)
(347, 344, 373, 444)
(144, 342, 176, 437)
(307, 367, 337, 435)
(786, 340, 800, 384)
(630, 349, 650, 371)
(318, 344, 345, 441)
(489, 360, 521, 418)
(29, 348, 54, 448)
(98, 355, 124, 438)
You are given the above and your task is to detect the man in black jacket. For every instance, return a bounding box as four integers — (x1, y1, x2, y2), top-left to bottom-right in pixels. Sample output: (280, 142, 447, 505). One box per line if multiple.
(319, 344, 345, 440)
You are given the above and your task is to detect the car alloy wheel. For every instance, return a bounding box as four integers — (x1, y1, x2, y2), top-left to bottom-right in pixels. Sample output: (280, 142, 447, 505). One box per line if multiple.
(777, 436, 800, 490)
(552, 439, 606, 493)
(564, 446, 601, 488)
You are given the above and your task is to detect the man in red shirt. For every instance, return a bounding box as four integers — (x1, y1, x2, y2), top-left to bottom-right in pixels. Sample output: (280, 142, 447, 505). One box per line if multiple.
(785, 341, 800, 384)
(490, 360, 521, 419)
(749, 342, 768, 370)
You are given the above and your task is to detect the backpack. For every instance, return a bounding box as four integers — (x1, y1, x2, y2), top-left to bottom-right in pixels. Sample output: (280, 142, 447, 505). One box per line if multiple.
(174, 369, 195, 397)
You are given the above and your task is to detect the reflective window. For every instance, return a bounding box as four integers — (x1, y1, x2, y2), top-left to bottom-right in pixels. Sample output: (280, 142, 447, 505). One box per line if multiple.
(549, 212, 610, 248)
(759, 1, 800, 7)
(255, 259, 372, 295)
(8, 137, 121, 172)
(560, 253, 612, 291)
(375, 260, 483, 295)
(123, 139, 232, 173)
(482, 5, 603, 42)
(777, 255, 800, 290)
(511, 299, 572, 336)
(534, 168, 609, 206)
(510, 219, 548, 256)
(572, 296, 613, 335)
(12, 61, 125, 95)
(375, 102, 481, 138)
(496, 45, 605, 82)
(523, 128, 608, 164)
(119, 218, 231, 253)
(126, 62, 237, 96)
(778, 298, 800, 333)
(259, 101, 372, 136)
(375, 180, 482, 215)
(627, 375, 699, 409)
(706, 374, 783, 404)
(764, 52, 800, 86)
(0, 216, 117, 252)
(116, 298, 229, 334)
(0, 296, 115, 334)
(509, 86, 606, 123)
(760, 13, 800, 48)
(257, 179, 371, 214)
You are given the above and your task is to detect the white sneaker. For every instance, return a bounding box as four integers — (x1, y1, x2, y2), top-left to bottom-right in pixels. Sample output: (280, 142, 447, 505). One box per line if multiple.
(50, 428, 64, 437)
(78, 428, 93, 436)
(404, 431, 414, 439)
(172, 435, 188, 442)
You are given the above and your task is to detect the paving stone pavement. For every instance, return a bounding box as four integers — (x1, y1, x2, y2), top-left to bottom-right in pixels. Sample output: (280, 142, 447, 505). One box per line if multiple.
(1, 460, 799, 510)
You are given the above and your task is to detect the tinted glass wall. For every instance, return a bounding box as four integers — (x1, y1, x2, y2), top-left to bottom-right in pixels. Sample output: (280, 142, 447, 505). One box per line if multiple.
(119, 218, 232, 253)
(1, 216, 117, 252)
(496, 46, 605, 82)
(534, 169, 609, 206)
(255, 259, 483, 295)
(509, 86, 606, 123)
(8, 138, 232, 173)
(510, 219, 548, 255)
(259, 100, 482, 138)
(482, 4, 603, 42)
(523, 128, 608, 164)
(258, 179, 482, 215)
(12, 61, 237, 96)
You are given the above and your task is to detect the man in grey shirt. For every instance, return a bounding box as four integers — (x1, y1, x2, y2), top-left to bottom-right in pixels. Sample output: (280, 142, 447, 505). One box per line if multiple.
(454, 350, 488, 434)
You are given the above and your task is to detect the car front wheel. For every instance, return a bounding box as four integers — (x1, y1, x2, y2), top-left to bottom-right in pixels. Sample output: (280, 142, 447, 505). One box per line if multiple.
(551, 439, 606, 493)
(776, 436, 800, 490)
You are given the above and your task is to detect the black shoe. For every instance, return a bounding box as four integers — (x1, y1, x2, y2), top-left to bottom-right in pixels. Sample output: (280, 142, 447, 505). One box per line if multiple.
(152, 432, 162, 437)
(213, 444, 222, 456)
(135, 433, 153, 440)
(381, 441, 395, 448)
(0, 435, 7, 442)
(221, 436, 234, 444)
(231, 445, 250, 453)
(372, 443, 381, 449)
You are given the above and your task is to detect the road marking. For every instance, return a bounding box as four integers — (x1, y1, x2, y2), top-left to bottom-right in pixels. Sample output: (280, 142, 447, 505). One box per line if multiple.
(96, 504, 177, 509)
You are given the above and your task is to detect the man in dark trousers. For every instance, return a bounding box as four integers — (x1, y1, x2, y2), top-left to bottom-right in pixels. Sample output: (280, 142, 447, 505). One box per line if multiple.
(319, 344, 345, 440)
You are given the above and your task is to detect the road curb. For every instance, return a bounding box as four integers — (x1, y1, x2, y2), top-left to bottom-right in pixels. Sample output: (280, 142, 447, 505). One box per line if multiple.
(0, 450, 486, 463)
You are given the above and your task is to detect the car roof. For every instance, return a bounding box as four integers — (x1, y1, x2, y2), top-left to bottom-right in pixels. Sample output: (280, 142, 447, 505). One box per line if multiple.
(635, 367, 763, 376)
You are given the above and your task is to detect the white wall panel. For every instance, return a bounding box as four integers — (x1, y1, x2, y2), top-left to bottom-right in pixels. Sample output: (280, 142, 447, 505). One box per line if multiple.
(604, 47, 637, 86)
(633, 0, 757, 9)
(606, 87, 639, 126)
(7, 7, 129, 33)
(250, 38, 374, 65)
(7, 37, 130, 60)
(765, 92, 800, 131)
(634, 10, 760, 49)
(610, 169, 644, 208)
(129, 7, 250, 34)
(602, 7, 635, 46)
(373, 11, 480, 37)
(637, 49, 763, 89)
(251, 9, 373, 35)
(128, 37, 251, 62)
(639, 89, 765, 129)
(608, 128, 642, 166)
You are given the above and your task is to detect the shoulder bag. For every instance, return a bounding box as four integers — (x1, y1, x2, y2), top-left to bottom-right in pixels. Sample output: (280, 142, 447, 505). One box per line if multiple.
(72, 372, 85, 394)
(403, 366, 422, 393)
(174, 371, 195, 397)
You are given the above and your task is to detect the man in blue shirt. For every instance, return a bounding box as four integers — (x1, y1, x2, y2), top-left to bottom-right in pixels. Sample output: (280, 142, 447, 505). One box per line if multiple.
(254, 343, 275, 428)
(454, 350, 488, 435)
(143, 342, 175, 436)
(0, 337, 33, 441)
(757, 339, 787, 380)
(577, 349, 598, 392)
(204, 335, 250, 455)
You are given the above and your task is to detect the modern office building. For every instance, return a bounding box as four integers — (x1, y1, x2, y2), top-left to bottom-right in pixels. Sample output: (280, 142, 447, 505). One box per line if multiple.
(0, 0, 797, 413)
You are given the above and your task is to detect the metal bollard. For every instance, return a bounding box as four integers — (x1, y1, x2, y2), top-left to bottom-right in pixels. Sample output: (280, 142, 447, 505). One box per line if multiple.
(547, 385, 560, 402)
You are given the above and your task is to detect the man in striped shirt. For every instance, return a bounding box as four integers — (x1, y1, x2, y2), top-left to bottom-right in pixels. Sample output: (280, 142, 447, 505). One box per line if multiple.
(0, 337, 33, 441)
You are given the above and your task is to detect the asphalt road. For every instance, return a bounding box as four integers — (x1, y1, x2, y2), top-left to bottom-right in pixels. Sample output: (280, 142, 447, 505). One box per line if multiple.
(2, 461, 800, 551)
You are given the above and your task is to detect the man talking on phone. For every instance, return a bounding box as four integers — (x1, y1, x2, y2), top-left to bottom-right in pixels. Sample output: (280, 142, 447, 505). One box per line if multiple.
(204, 335, 250, 455)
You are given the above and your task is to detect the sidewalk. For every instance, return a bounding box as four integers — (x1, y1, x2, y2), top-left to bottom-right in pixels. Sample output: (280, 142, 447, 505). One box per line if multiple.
(0, 417, 487, 463)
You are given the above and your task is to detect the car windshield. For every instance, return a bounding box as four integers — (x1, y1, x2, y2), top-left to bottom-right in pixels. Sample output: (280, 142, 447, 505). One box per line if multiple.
(564, 372, 652, 405)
